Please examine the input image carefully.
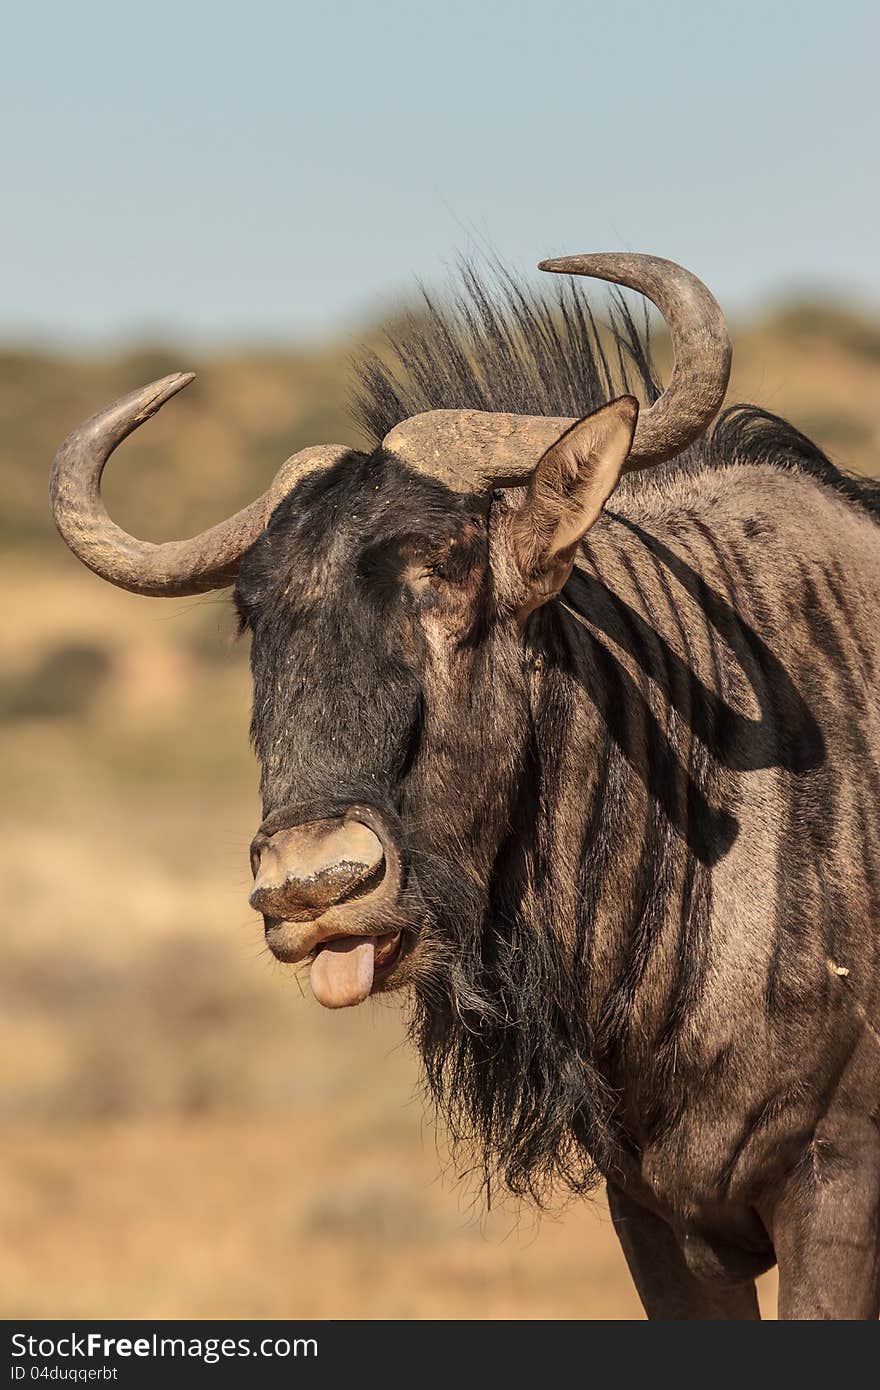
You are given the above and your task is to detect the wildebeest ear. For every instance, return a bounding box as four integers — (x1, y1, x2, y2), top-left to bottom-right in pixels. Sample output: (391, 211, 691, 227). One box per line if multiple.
(509, 396, 638, 616)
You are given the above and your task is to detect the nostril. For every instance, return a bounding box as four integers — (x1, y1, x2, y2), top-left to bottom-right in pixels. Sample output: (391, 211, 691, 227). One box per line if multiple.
(333, 853, 386, 905)
(301, 853, 386, 909)
(248, 818, 386, 920)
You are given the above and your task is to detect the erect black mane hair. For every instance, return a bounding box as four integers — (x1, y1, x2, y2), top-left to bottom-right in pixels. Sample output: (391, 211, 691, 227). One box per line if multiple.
(352, 261, 880, 522)
(352, 259, 660, 444)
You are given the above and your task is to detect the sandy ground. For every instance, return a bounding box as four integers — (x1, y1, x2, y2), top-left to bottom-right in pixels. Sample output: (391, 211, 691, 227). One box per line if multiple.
(0, 1116, 778, 1319)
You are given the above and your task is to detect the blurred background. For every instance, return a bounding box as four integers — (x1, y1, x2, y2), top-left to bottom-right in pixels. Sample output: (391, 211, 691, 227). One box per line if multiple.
(2, 0, 877, 1319)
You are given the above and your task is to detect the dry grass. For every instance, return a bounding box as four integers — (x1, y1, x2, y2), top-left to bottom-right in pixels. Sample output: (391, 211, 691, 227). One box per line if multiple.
(1, 298, 874, 1319)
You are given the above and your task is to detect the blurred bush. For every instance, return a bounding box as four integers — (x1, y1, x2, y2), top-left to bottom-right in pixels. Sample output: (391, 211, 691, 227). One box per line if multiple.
(0, 641, 111, 720)
(766, 300, 880, 362)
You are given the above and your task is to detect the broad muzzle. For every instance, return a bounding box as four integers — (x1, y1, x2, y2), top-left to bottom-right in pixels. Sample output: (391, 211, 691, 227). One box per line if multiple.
(248, 806, 405, 980)
(250, 817, 386, 922)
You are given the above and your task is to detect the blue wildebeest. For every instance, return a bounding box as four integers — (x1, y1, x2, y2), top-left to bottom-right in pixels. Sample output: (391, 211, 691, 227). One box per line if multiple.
(51, 253, 880, 1319)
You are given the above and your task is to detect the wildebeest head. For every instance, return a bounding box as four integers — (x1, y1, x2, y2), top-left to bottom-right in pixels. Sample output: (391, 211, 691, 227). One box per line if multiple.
(50, 253, 731, 1015)
(235, 395, 640, 1007)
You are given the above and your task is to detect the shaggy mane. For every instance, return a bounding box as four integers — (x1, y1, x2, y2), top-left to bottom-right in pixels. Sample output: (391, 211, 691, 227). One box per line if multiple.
(352, 261, 880, 522)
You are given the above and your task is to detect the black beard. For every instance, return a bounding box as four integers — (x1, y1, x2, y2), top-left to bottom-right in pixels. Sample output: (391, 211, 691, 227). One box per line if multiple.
(405, 851, 617, 1206)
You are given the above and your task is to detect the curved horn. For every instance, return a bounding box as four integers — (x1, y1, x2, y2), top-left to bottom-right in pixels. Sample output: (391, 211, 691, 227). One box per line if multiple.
(382, 253, 731, 485)
(50, 373, 355, 596)
(538, 252, 731, 469)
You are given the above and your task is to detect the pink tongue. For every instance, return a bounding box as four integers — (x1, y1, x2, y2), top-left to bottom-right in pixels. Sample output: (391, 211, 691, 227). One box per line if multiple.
(310, 937, 376, 1009)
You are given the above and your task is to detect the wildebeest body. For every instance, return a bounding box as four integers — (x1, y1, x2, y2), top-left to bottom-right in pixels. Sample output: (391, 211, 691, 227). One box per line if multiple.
(529, 456, 880, 1281)
(50, 255, 880, 1317)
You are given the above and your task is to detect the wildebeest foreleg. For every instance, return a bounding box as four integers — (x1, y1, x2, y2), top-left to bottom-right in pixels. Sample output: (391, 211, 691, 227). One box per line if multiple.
(606, 1183, 761, 1320)
(770, 1119, 880, 1320)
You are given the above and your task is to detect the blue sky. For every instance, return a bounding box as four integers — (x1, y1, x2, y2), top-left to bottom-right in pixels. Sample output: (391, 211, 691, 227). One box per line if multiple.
(3, 0, 877, 345)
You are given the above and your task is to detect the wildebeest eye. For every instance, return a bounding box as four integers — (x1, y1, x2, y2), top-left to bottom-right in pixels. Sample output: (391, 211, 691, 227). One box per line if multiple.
(425, 529, 484, 585)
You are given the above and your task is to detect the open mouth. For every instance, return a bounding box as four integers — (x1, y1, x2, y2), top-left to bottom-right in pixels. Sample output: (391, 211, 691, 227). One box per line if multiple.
(308, 929, 404, 1009)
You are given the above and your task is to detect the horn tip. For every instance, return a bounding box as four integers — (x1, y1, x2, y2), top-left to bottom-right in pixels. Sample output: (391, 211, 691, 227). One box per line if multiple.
(168, 370, 196, 392)
(145, 369, 196, 406)
(540, 256, 615, 277)
(157, 370, 196, 392)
